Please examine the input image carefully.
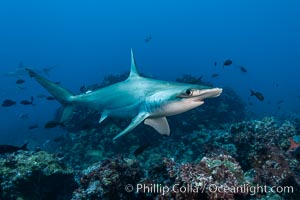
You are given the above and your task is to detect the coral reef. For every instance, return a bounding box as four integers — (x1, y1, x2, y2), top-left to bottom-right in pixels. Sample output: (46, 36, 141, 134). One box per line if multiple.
(57, 116, 300, 199)
(152, 154, 247, 200)
(0, 151, 76, 200)
(72, 157, 143, 200)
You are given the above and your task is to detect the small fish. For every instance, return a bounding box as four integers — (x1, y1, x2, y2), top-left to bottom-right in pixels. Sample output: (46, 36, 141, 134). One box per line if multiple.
(20, 96, 34, 105)
(223, 59, 233, 67)
(28, 124, 39, 130)
(2, 99, 16, 107)
(46, 96, 56, 100)
(134, 143, 151, 156)
(44, 120, 62, 129)
(145, 34, 152, 43)
(211, 73, 219, 78)
(0, 143, 28, 154)
(16, 78, 25, 84)
(239, 66, 247, 73)
(214, 61, 217, 67)
(250, 90, 264, 101)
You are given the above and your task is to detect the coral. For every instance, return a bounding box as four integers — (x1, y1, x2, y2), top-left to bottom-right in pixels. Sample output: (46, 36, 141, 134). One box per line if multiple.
(72, 157, 143, 200)
(0, 151, 76, 200)
(223, 117, 300, 199)
(139, 154, 246, 200)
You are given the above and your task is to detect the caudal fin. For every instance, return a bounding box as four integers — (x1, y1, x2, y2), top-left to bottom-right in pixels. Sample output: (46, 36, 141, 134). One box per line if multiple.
(26, 68, 75, 122)
(26, 68, 74, 105)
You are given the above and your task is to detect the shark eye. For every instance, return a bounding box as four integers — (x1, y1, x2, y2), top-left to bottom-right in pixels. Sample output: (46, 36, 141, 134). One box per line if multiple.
(185, 89, 192, 95)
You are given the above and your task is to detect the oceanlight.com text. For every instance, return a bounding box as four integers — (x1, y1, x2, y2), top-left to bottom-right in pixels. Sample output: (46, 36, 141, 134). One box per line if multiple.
(124, 183, 294, 196)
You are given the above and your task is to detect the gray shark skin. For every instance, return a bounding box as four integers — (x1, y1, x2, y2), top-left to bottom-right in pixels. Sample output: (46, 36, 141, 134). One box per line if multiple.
(26, 50, 222, 140)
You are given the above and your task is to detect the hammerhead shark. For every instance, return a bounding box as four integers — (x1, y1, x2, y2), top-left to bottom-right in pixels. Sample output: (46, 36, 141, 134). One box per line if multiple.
(26, 50, 222, 140)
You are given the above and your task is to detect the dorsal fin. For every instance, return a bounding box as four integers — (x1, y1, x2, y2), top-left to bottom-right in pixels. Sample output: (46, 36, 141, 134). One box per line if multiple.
(128, 48, 141, 78)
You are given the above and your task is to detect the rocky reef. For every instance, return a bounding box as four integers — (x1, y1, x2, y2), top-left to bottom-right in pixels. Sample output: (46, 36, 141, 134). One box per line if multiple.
(2, 116, 300, 199)
(0, 151, 77, 200)
(52, 116, 300, 200)
(72, 157, 143, 200)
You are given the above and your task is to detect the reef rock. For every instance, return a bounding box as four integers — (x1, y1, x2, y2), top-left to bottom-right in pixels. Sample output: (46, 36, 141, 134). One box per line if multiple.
(72, 157, 143, 200)
(0, 151, 76, 200)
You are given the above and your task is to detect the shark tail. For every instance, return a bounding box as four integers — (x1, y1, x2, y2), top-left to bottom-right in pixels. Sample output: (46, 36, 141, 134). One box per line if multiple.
(26, 68, 75, 122)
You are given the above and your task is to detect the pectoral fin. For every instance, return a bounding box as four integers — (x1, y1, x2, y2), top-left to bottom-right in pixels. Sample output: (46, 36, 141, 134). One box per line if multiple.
(144, 117, 170, 136)
(113, 112, 149, 140)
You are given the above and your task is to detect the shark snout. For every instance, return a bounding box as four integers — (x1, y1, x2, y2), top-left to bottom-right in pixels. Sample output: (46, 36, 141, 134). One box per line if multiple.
(193, 88, 222, 101)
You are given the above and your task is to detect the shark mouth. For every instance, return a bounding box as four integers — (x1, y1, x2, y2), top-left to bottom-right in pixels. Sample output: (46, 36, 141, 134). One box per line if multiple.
(191, 88, 223, 102)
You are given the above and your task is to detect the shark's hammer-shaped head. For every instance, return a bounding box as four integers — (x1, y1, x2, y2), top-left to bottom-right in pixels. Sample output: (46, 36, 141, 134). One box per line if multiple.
(146, 82, 222, 117)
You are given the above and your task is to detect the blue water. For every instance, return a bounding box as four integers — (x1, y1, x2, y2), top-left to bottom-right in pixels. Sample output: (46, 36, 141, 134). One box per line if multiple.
(0, 0, 300, 144)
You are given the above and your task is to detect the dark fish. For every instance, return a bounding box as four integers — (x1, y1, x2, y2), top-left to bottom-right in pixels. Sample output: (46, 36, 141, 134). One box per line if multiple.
(2, 99, 16, 107)
(16, 78, 25, 84)
(145, 34, 152, 43)
(134, 143, 151, 156)
(0, 143, 28, 154)
(46, 96, 56, 100)
(211, 73, 219, 78)
(239, 66, 247, 73)
(28, 124, 39, 130)
(250, 90, 264, 101)
(20, 96, 34, 105)
(214, 61, 217, 67)
(223, 59, 233, 67)
(44, 120, 62, 129)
